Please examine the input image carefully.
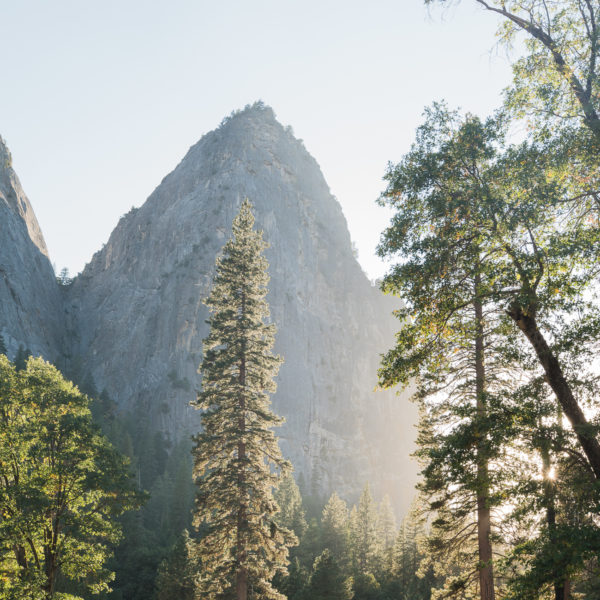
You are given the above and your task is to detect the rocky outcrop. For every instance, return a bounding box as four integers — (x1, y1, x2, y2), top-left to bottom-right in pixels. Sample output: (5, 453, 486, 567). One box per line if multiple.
(0, 106, 417, 510)
(0, 137, 64, 360)
(64, 104, 417, 509)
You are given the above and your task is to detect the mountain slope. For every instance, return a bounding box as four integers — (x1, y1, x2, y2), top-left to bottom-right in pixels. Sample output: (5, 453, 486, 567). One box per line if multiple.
(64, 104, 417, 508)
(0, 137, 64, 359)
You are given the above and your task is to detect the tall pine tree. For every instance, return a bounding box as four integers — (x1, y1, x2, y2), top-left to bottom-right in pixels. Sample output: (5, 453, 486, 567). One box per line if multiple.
(350, 483, 378, 576)
(192, 199, 294, 600)
(274, 473, 308, 540)
(321, 492, 350, 567)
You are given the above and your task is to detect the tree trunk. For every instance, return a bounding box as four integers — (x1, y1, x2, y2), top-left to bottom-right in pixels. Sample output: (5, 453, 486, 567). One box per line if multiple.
(540, 440, 564, 600)
(43, 545, 57, 600)
(476, 0, 600, 144)
(236, 567, 248, 600)
(13, 545, 27, 569)
(563, 578, 571, 599)
(474, 292, 496, 600)
(237, 293, 248, 600)
(507, 305, 600, 479)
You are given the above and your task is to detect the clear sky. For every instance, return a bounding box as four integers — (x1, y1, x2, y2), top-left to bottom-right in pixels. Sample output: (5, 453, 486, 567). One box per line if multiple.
(1, 0, 519, 279)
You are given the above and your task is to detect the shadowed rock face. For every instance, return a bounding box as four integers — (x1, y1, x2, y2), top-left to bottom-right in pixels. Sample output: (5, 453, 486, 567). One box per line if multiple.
(0, 137, 64, 359)
(0, 105, 418, 510)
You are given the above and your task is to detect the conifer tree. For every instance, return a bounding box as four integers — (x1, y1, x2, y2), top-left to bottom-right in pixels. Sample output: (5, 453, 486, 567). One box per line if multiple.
(307, 550, 353, 600)
(377, 108, 508, 599)
(296, 518, 323, 569)
(192, 199, 294, 600)
(378, 104, 600, 596)
(155, 529, 197, 600)
(14, 345, 31, 371)
(390, 511, 436, 600)
(321, 492, 350, 565)
(0, 333, 6, 356)
(274, 473, 308, 540)
(350, 484, 378, 575)
(375, 495, 397, 574)
(277, 557, 309, 600)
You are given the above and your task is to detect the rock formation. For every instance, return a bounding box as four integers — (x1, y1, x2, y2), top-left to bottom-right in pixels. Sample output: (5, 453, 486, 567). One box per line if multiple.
(0, 136, 64, 360)
(0, 105, 418, 510)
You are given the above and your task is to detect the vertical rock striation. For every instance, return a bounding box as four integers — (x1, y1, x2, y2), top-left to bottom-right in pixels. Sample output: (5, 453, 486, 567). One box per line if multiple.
(64, 104, 417, 508)
(0, 137, 64, 359)
(0, 106, 418, 510)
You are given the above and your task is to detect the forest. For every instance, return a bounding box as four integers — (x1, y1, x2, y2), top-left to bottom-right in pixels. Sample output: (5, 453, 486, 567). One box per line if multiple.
(2, 1, 600, 599)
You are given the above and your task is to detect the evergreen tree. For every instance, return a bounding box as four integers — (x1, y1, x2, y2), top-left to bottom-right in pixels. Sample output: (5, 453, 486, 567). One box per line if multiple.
(350, 484, 378, 575)
(192, 199, 295, 600)
(78, 379, 193, 600)
(377, 104, 600, 597)
(274, 473, 308, 540)
(0, 333, 6, 356)
(167, 440, 195, 535)
(307, 550, 353, 600)
(275, 557, 310, 600)
(321, 492, 350, 567)
(56, 266, 73, 286)
(375, 495, 396, 574)
(376, 107, 505, 598)
(13, 345, 31, 371)
(352, 571, 380, 600)
(495, 378, 600, 598)
(389, 510, 436, 600)
(295, 517, 324, 570)
(154, 529, 197, 600)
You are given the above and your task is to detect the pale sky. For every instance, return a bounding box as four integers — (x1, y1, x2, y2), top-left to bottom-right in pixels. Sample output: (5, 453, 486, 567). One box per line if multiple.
(1, 0, 518, 279)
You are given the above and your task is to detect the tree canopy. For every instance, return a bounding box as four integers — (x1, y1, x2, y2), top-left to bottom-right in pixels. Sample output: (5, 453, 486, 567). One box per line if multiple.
(0, 355, 141, 600)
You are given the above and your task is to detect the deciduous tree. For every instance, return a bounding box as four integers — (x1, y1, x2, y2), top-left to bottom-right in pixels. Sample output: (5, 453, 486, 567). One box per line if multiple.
(427, 0, 600, 142)
(0, 355, 141, 600)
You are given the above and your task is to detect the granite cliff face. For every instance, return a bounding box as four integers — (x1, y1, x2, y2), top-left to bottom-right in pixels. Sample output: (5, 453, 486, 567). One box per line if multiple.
(0, 137, 64, 360)
(0, 106, 417, 509)
(63, 105, 417, 507)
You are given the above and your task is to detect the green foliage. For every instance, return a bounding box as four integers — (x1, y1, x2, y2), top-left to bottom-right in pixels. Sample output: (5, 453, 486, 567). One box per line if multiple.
(391, 512, 436, 599)
(307, 550, 353, 600)
(274, 474, 308, 539)
(274, 484, 433, 600)
(154, 529, 198, 600)
(350, 484, 379, 575)
(375, 495, 396, 574)
(56, 267, 73, 286)
(321, 492, 350, 566)
(427, 1, 600, 143)
(352, 572, 380, 600)
(109, 419, 194, 600)
(377, 22, 600, 592)
(0, 355, 142, 599)
(55, 365, 195, 600)
(0, 333, 6, 356)
(192, 199, 295, 599)
(14, 345, 31, 371)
